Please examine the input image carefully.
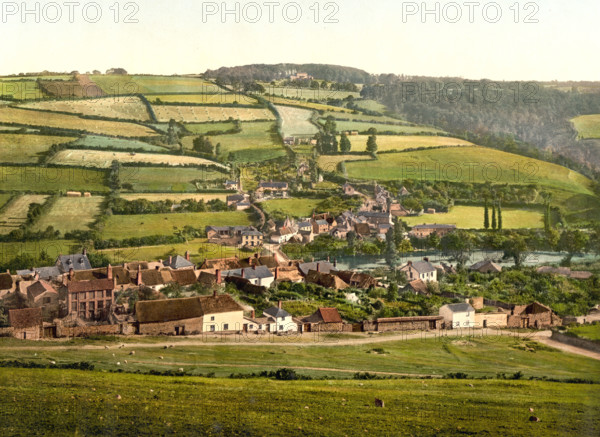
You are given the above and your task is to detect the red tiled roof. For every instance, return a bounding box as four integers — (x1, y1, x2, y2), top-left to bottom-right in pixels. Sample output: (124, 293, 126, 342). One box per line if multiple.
(318, 307, 343, 323)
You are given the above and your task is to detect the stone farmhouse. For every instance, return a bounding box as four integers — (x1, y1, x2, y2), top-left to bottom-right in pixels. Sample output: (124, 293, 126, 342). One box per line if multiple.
(507, 302, 561, 329)
(398, 259, 437, 283)
(439, 303, 475, 328)
(409, 224, 457, 239)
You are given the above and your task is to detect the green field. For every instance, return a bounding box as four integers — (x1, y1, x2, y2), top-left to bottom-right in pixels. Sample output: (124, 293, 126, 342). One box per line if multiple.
(120, 193, 227, 202)
(184, 122, 236, 134)
(337, 135, 471, 152)
(323, 111, 406, 124)
(343, 147, 595, 195)
(572, 114, 600, 139)
(0, 79, 45, 99)
(149, 93, 258, 105)
(276, 105, 319, 138)
(71, 135, 166, 152)
(101, 211, 253, 239)
(90, 75, 218, 95)
(566, 325, 600, 342)
(124, 167, 226, 192)
(402, 206, 544, 229)
(332, 120, 443, 135)
(266, 96, 353, 113)
(0, 193, 12, 209)
(183, 121, 285, 162)
(0, 239, 76, 261)
(0, 165, 108, 192)
(352, 99, 388, 112)
(32, 196, 103, 234)
(265, 86, 360, 100)
(0, 194, 48, 235)
(1, 368, 597, 436)
(262, 198, 321, 219)
(0, 133, 76, 163)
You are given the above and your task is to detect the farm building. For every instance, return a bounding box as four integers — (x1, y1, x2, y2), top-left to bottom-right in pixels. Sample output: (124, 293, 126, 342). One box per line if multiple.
(298, 261, 337, 276)
(67, 277, 116, 321)
(439, 303, 475, 329)
(9, 307, 43, 340)
(162, 254, 194, 270)
(507, 302, 561, 329)
(474, 310, 508, 328)
(363, 316, 443, 332)
(221, 266, 274, 288)
(298, 307, 346, 333)
(470, 260, 502, 273)
(262, 301, 297, 333)
(26, 280, 60, 319)
(305, 270, 349, 290)
(136, 292, 245, 335)
(409, 224, 456, 239)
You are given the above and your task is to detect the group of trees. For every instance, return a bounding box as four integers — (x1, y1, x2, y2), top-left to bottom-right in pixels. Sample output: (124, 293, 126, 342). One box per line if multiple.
(108, 197, 228, 215)
(483, 200, 503, 230)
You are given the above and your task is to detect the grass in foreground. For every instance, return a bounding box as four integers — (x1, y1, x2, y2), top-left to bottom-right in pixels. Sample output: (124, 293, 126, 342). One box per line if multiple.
(0, 367, 597, 436)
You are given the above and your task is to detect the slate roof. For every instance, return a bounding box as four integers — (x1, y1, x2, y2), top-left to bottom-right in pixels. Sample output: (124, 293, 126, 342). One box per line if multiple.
(16, 266, 61, 280)
(163, 255, 194, 270)
(222, 266, 274, 280)
(9, 307, 43, 329)
(26, 280, 57, 299)
(264, 306, 290, 319)
(227, 194, 246, 202)
(298, 261, 336, 276)
(56, 254, 92, 272)
(241, 230, 263, 236)
(407, 261, 436, 274)
(443, 303, 474, 313)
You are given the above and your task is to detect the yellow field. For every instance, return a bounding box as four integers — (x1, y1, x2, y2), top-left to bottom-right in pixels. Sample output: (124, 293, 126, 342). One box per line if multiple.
(0, 194, 48, 235)
(0, 107, 156, 137)
(338, 135, 474, 152)
(402, 206, 543, 229)
(120, 193, 227, 202)
(267, 97, 352, 113)
(149, 94, 258, 105)
(49, 149, 229, 169)
(20, 97, 151, 121)
(31, 196, 103, 234)
(152, 105, 275, 123)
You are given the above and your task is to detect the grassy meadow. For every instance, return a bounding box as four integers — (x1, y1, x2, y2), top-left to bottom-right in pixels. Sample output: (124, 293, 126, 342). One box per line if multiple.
(0, 79, 45, 100)
(101, 211, 253, 240)
(71, 135, 166, 152)
(31, 196, 103, 234)
(0, 165, 107, 192)
(19, 96, 151, 121)
(184, 121, 236, 134)
(120, 193, 228, 202)
(0, 133, 76, 163)
(333, 121, 444, 135)
(153, 105, 275, 123)
(1, 367, 597, 436)
(266, 96, 353, 112)
(264, 86, 360, 100)
(149, 93, 258, 105)
(566, 324, 600, 342)
(0, 107, 157, 137)
(0, 194, 48, 235)
(123, 167, 226, 192)
(338, 135, 472, 152)
(572, 114, 600, 139)
(90, 75, 218, 95)
(402, 205, 544, 229)
(262, 198, 321, 219)
(276, 105, 319, 138)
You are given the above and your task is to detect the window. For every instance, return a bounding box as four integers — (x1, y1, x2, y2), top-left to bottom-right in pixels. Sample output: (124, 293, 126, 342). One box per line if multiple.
(105, 290, 112, 298)
(96, 291, 102, 299)
(71, 302, 77, 312)
(87, 291, 94, 300)
(89, 302, 95, 311)
(279, 325, 284, 331)
(210, 325, 215, 332)
(210, 316, 215, 321)
(223, 324, 229, 331)
(105, 300, 112, 309)
(80, 302, 86, 311)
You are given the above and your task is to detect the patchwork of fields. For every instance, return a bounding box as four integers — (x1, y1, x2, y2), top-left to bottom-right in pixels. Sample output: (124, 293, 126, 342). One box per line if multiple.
(0, 107, 157, 137)
(120, 193, 228, 202)
(0, 194, 48, 234)
(0, 133, 76, 163)
(101, 211, 253, 239)
(153, 105, 275, 123)
(263, 85, 360, 100)
(31, 196, 103, 234)
(19, 96, 151, 121)
(90, 75, 219, 95)
(49, 149, 228, 169)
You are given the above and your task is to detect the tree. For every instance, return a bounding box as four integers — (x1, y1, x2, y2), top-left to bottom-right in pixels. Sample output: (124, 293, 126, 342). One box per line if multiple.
(215, 143, 222, 156)
(193, 136, 214, 155)
(502, 233, 529, 267)
(347, 230, 357, 249)
(385, 229, 399, 268)
(387, 282, 398, 302)
(393, 218, 404, 247)
(340, 132, 352, 153)
(497, 201, 503, 230)
(397, 239, 414, 253)
(491, 205, 497, 230)
(167, 119, 178, 145)
(366, 134, 378, 155)
(427, 232, 441, 250)
(559, 229, 589, 264)
(484, 201, 489, 230)
(441, 230, 475, 267)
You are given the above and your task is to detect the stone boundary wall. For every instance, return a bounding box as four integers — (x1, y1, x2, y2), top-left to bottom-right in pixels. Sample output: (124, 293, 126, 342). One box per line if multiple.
(550, 330, 600, 354)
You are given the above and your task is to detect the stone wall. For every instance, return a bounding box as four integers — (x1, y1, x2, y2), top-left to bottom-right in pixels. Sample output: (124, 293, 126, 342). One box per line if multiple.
(550, 330, 600, 354)
(138, 317, 204, 336)
(56, 323, 135, 338)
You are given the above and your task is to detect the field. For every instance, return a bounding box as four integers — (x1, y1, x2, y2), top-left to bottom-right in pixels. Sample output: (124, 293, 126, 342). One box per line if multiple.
(120, 193, 227, 202)
(0, 165, 108, 192)
(337, 135, 471, 152)
(153, 105, 275, 123)
(264, 86, 361, 100)
(352, 99, 387, 112)
(123, 167, 226, 192)
(101, 211, 253, 239)
(0, 194, 48, 235)
(71, 135, 166, 152)
(276, 105, 319, 138)
(183, 121, 286, 162)
(402, 205, 544, 229)
(266, 96, 353, 112)
(0, 193, 12, 209)
(149, 93, 258, 105)
(0, 107, 157, 137)
(184, 121, 236, 134)
(262, 198, 321, 219)
(31, 196, 103, 234)
(19, 96, 151, 121)
(0, 133, 76, 163)
(333, 120, 443, 135)
(572, 114, 600, 139)
(323, 111, 407, 124)
(0, 79, 45, 100)
(0, 239, 76, 261)
(343, 147, 595, 195)
(49, 149, 228, 169)
(317, 154, 379, 172)
(0, 367, 598, 436)
(566, 324, 600, 342)
(90, 75, 218, 95)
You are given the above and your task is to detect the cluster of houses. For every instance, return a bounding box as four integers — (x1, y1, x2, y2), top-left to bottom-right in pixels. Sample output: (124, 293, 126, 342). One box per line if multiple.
(0, 246, 572, 341)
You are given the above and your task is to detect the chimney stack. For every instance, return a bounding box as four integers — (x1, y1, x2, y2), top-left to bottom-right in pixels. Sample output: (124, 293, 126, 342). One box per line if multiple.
(316, 262, 320, 272)
(137, 265, 142, 286)
(423, 257, 429, 262)
(82, 248, 87, 256)
(169, 255, 172, 265)
(278, 300, 282, 309)
(34, 272, 39, 282)
(274, 267, 279, 280)
(251, 309, 255, 319)
(333, 258, 337, 268)
(68, 268, 74, 280)
(216, 269, 222, 284)
(252, 264, 256, 270)
(327, 256, 330, 262)
(185, 251, 190, 261)
(407, 260, 412, 266)
(241, 268, 245, 279)
(107, 264, 113, 280)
